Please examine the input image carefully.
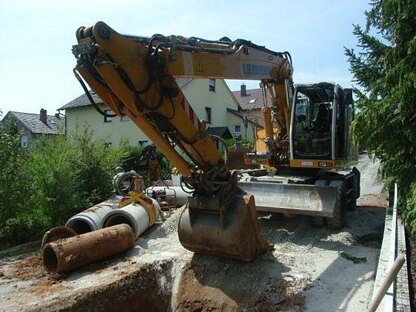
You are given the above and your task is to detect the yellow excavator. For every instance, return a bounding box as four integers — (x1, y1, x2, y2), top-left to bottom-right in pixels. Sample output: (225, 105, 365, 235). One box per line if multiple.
(72, 22, 359, 261)
(241, 81, 360, 229)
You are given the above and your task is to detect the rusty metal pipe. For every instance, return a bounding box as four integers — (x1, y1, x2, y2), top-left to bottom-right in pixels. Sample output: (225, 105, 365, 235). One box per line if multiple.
(42, 224, 135, 273)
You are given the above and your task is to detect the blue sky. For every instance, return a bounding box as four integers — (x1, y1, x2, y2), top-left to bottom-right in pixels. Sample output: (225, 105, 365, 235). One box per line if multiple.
(0, 0, 369, 115)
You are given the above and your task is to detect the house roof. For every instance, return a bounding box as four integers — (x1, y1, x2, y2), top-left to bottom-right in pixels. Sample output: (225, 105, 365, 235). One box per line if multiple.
(59, 91, 102, 110)
(4, 111, 64, 135)
(231, 88, 273, 111)
(59, 78, 195, 111)
(227, 108, 264, 128)
(176, 78, 193, 89)
(207, 126, 233, 140)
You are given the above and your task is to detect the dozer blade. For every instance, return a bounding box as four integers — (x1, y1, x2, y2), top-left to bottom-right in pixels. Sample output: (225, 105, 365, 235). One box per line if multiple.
(238, 181, 337, 217)
(178, 188, 272, 262)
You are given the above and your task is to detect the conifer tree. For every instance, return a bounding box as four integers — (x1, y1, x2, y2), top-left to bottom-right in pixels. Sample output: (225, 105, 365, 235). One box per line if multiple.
(345, 0, 416, 234)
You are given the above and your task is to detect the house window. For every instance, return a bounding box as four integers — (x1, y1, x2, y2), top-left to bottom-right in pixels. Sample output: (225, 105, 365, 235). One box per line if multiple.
(205, 107, 212, 124)
(104, 110, 114, 123)
(120, 115, 130, 122)
(209, 79, 216, 92)
(234, 125, 241, 136)
(21, 135, 28, 147)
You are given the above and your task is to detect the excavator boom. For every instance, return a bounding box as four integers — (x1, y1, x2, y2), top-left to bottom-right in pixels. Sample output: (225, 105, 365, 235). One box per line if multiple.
(72, 22, 296, 260)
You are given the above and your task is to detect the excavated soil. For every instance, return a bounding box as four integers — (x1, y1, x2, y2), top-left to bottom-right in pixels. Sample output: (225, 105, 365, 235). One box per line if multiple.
(0, 155, 386, 311)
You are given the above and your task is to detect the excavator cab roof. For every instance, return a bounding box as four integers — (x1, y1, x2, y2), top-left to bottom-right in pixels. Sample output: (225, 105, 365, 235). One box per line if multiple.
(296, 82, 336, 103)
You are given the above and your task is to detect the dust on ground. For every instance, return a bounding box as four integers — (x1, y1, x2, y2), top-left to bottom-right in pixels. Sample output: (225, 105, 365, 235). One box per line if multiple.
(0, 154, 386, 311)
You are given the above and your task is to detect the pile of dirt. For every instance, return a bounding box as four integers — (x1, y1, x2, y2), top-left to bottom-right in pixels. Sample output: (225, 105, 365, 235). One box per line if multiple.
(357, 193, 388, 208)
(173, 255, 309, 312)
(1, 253, 45, 280)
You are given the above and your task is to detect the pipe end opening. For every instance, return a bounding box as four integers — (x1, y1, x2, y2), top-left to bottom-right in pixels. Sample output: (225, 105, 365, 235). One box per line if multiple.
(104, 215, 135, 233)
(42, 246, 58, 273)
(66, 219, 94, 234)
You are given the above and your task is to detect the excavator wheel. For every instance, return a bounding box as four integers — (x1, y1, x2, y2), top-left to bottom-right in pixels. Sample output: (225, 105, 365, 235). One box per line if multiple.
(178, 188, 272, 262)
(326, 180, 347, 229)
(309, 179, 327, 228)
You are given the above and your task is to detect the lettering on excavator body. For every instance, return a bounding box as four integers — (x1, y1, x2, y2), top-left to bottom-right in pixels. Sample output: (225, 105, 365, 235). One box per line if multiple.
(242, 63, 271, 76)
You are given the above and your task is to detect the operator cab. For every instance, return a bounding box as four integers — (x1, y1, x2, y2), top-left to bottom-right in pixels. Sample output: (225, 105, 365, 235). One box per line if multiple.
(291, 82, 355, 162)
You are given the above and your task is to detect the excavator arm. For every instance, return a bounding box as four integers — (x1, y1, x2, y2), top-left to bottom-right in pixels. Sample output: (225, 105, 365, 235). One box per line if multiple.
(72, 21, 293, 260)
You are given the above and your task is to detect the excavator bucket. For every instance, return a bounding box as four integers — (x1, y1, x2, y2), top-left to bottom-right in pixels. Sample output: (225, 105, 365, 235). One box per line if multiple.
(178, 188, 272, 262)
(238, 181, 338, 217)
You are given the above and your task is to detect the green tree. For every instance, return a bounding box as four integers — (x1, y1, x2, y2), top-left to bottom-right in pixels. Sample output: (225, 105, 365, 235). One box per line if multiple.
(0, 124, 128, 248)
(0, 119, 32, 225)
(69, 126, 127, 208)
(28, 134, 81, 225)
(345, 0, 416, 235)
(0, 117, 43, 247)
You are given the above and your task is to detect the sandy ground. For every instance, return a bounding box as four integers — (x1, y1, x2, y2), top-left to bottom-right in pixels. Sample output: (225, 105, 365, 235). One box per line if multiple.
(0, 154, 386, 311)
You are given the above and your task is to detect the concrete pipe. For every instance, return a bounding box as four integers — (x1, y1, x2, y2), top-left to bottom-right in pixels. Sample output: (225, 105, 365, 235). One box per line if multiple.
(112, 170, 140, 196)
(103, 198, 160, 239)
(65, 202, 118, 234)
(42, 224, 135, 274)
(146, 186, 191, 207)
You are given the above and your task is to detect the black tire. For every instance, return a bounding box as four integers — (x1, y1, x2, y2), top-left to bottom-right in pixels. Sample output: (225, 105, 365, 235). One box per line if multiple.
(310, 179, 327, 228)
(353, 167, 361, 199)
(347, 174, 358, 211)
(327, 180, 347, 229)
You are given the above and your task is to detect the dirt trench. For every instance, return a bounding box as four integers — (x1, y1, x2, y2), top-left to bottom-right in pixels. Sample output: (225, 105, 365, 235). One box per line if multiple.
(0, 154, 386, 311)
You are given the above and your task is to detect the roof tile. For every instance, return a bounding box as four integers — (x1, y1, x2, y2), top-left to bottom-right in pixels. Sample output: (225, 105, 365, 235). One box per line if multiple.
(7, 111, 64, 134)
(231, 88, 273, 110)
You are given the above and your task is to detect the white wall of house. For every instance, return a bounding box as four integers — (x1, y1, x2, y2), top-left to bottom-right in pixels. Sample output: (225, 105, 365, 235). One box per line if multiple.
(181, 79, 238, 128)
(64, 79, 243, 146)
(65, 105, 150, 146)
(226, 113, 256, 142)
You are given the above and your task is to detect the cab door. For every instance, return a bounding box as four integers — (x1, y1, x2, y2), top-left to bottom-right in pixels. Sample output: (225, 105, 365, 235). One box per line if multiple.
(334, 87, 356, 160)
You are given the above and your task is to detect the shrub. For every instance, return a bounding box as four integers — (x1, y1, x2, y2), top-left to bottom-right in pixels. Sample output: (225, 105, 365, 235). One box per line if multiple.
(0, 125, 127, 248)
(0, 120, 33, 228)
(70, 127, 127, 208)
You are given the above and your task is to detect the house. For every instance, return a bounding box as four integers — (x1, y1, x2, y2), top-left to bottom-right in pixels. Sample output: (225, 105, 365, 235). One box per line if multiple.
(230, 83, 276, 142)
(232, 83, 273, 121)
(59, 79, 259, 147)
(0, 109, 65, 147)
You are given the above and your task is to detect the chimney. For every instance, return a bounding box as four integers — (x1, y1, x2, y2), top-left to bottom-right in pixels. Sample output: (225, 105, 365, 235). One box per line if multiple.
(240, 83, 247, 97)
(55, 113, 60, 120)
(40, 108, 47, 124)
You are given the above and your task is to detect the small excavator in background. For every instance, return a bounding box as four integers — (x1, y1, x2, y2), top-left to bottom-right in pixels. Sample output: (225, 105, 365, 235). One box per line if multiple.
(72, 22, 359, 261)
